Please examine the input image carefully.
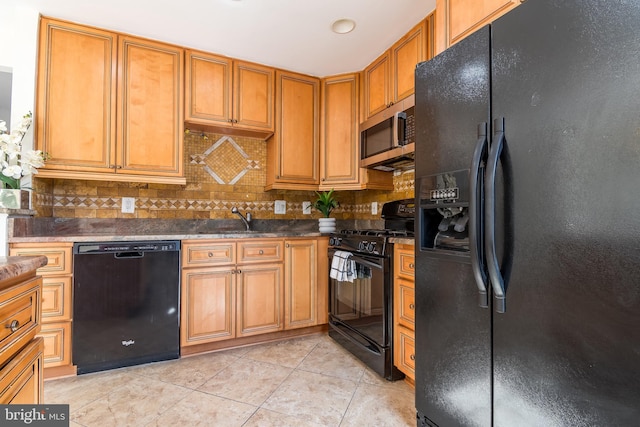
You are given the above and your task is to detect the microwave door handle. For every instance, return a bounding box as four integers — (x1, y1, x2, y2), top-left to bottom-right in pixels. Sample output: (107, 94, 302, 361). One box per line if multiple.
(394, 111, 407, 147)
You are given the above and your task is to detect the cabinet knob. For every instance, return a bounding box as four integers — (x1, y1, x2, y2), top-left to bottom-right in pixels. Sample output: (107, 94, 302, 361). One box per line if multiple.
(286, 243, 290, 248)
(409, 263, 415, 269)
(237, 269, 242, 274)
(116, 165, 123, 169)
(109, 164, 116, 169)
(7, 319, 19, 332)
(228, 119, 233, 123)
(259, 250, 264, 255)
(208, 252, 213, 257)
(409, 303, 415, 310)
(410, 354, 415, 361)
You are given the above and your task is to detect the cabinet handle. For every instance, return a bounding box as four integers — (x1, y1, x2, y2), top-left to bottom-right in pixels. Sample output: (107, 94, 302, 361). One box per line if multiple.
(116, 165, 123, 169)
(7, 319, 19, 332)
(228, 119, 233, 123)
(259, 250, 264, 255)
(409, 263, 415, 269)
(410, 354, 415, 361)
(208, 252, 213, 257)
(286, 243, 290, 248)
(409, 303, 415, 310)
(237, 269, 242, 274)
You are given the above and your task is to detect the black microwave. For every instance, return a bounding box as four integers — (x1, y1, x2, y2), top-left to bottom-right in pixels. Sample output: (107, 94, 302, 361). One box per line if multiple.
(360, 95, 415, 171)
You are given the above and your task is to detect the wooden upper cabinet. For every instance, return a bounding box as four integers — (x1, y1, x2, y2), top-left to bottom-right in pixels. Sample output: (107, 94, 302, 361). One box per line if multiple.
(391, 18, 432, 102)
(36, 18, 117, 173)
(320, 74, 360, 187)
(185, 51, 274, 137)
(117, 36, 184, 178)
(320, 74, 393, 190)
(36, 18, 185, 184)
(266, 70, 320, 190)
(362, 52, 391, 120)
(436, 0, 522, 53)
(362, 16, 433, 121)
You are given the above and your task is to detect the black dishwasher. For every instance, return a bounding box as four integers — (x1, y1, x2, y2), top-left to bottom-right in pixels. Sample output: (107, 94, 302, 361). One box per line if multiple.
(73, 241, 180, 374)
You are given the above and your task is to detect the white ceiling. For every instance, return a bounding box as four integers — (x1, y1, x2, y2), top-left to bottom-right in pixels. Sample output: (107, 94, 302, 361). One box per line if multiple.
(17, 0, 436, 77)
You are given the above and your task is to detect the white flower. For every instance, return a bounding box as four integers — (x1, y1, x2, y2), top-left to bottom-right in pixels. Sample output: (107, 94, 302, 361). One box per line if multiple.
(2, 165, 23, 179)
(0, 112, 46, 189)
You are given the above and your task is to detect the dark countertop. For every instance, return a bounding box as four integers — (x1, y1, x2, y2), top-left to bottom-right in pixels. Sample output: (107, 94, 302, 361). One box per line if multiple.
(0, 256, 48, 283)
(7, 217, 366, 243)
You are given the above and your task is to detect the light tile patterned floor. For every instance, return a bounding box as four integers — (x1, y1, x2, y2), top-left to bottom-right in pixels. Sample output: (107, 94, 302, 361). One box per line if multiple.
(45, 334, 415, 427)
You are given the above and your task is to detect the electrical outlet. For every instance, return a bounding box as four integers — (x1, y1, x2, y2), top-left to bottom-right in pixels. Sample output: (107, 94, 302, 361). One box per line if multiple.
(302, 201, 311, 215)
(122, 197, 135, 214)
(371, 201, 378, 215)
(274, 200, 286, 214)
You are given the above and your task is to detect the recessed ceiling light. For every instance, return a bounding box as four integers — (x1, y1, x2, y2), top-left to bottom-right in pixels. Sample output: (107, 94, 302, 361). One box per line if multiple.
(331, 18, 356, 34)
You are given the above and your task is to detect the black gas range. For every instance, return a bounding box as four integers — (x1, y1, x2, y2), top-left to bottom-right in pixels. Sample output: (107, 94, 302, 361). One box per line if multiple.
(327, 199, 415, 381)
(329, 200, 415, 257)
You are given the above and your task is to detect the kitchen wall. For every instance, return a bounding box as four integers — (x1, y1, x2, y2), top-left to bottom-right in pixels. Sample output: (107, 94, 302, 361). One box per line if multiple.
(32, 130, 415, 221)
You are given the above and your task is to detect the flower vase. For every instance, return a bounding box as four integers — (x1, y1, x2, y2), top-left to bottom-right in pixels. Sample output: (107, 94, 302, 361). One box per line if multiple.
(318, 217, 336, 233)
(0, 189, 30, 209)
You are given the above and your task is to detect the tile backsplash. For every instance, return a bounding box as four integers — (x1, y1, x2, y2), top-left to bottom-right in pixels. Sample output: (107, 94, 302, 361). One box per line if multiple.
(33, 130, 414, 220)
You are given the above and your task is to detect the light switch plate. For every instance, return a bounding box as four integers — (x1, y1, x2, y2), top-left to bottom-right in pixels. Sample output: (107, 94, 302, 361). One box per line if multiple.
(122, 197, 135, 214)
(371, 201, 378, 215)
(302, 201, 311, 215)
(274, 200, 286, 214)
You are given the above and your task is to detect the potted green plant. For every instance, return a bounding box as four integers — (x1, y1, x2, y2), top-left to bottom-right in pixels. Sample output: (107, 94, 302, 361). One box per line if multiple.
(314, 189, 339, 232)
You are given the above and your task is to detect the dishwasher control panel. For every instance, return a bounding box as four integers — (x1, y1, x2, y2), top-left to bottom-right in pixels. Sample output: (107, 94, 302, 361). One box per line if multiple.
(74, 241, 180, 254)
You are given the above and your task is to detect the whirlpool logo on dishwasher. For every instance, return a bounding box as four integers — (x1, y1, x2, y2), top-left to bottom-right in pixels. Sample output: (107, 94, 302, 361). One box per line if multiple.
(122, 340, 135, 347)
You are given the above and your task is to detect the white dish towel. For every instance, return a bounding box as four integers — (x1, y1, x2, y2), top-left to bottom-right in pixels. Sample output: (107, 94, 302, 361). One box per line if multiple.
(330, 250, 357, 283)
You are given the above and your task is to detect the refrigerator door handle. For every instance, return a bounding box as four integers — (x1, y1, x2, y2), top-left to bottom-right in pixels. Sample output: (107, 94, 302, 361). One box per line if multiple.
(486, 117, 507, 313)
(469, 122, 489, 309)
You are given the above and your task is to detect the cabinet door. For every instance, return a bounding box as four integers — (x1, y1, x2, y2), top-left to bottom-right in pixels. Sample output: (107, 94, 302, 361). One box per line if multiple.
(117, 36, 184, 177)
(362, 51, 390, 120)
(234, 61, 274, 132)
(36, 18, 117, 172)
(237, 263, 283, 336)
(37, 321, 71, 368)
(320, 74, 360, 187)
(267, 71, 319, 189)
(181, 267, 235, 346)
(284, 239, 317, 329)
(437, 0, 520, 51)
(0, 338, 44, 404)
(185, 51, 232, 125)
(391, 19, 429, 103)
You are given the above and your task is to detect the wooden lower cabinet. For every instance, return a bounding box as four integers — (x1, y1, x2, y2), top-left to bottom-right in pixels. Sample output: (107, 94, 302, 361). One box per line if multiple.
(9, 243, 75, 378)
(181, 237, 327, 351)
(181, 267, 235, 346)
(393, 243, 415, 382)
(237, 263, 283, 336)
(0, 337, 44, 404)
(0, 262, 45, 403)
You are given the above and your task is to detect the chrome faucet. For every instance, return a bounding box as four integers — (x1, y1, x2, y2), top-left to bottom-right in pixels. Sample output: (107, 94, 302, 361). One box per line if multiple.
(231, 207, 252, 231)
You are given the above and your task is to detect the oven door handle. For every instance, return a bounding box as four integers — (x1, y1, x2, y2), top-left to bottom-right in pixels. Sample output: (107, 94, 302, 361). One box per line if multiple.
(329, 251, 383, 270)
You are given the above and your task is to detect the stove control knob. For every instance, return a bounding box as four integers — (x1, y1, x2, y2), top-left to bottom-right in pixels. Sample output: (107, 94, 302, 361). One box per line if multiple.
(329, 237, 342, 247)
(358, 241, 367, 251)
(367, 241, 377, 253)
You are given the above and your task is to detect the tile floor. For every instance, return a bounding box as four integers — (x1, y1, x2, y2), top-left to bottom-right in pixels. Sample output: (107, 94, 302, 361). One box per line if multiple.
(44, 333, 416, 426)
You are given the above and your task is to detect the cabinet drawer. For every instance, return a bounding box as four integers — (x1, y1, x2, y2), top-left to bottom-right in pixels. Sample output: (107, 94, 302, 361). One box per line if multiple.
(0, 277, 42, 369)
(395, 246, 415, 280)
(395, 325, 415, 379)
(0, 337, 44, 404)
(238, 240, 283, 264)
(397, 278, 415, 329)
(41, 276, 72, 322)
(10, 244, 73, 276)
(182, 241, 235, 267)
(37, 322, 71, 368)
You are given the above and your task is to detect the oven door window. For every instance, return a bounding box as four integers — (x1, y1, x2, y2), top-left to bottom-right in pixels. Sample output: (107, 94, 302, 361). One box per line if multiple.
(329, 253, 384, 345)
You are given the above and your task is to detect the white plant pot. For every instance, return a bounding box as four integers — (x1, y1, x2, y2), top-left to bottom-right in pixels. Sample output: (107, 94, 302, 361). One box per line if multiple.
(318, 217, 336, 233)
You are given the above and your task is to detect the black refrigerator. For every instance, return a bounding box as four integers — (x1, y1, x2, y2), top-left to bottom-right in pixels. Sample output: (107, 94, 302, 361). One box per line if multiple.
(414, 1, 640, 426)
